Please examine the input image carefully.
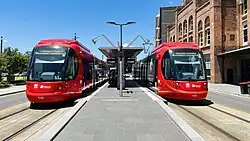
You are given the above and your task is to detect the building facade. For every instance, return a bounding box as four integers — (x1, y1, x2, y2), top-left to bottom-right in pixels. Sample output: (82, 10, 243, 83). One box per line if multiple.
(155, 7, 177, 47)
(156, 0, 250, 84)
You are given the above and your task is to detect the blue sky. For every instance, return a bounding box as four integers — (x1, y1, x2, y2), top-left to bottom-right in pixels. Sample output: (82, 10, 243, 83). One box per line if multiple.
(0, 0, 181, 60)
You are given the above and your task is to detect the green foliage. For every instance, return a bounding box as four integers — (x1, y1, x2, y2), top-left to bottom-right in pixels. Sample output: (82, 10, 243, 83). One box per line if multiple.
(0, 54, 8, 82)
(0, 54, 8, 72)
(0, 46, 30, 86)
(4, 47, 30, 75)
(0, 81, 10, 88)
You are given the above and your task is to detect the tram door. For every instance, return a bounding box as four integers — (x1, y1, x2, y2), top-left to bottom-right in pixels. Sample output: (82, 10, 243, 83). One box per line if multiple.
(227, 69, 234, 84)
(154, 59, 158, 87)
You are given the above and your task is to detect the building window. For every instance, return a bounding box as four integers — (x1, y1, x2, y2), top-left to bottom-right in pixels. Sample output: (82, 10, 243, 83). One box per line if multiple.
(183, 38, 187, 42)
(243, 0, 247, 15)
(170, 37, 172, 42)
(189, 36, 193, 42)
(198, 32, 203, 46)
(205, 17, 210, 46)
(205, 29, 210, 45)
(179, 23, 182, 37)
(198, 20, 203, 47)
(230, 34, 235, 41)
(204, 54, 211, 80)
(183, 20, 187, 34)
(223, 35, 226, 42)
(189, 16, 193, 31)
(173, 35, 175, 42)
(243, 21, 248, 44)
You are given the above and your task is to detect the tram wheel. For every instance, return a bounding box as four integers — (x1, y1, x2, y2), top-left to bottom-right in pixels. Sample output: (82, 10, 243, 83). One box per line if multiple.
(30, 102, 38, 109)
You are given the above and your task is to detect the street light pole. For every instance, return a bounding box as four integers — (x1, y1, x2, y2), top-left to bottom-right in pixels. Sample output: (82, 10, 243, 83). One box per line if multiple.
(74, 33, 77, 40)
(0, 36, 3, 54)
(107, 21, 136, 97)
(119, 24, 123, 96)
(73, 33, 80, 41)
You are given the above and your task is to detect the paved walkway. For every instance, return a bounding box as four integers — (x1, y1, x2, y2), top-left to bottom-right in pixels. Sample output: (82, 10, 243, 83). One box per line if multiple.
(208, 82, 250, 97)
(54, 81, 190, 141)
(208, 83, 240, 93)
(0, 85, 26, 96)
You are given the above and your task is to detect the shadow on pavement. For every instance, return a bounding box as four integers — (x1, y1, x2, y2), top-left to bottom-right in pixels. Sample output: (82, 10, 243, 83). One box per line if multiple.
(166, 98, 214, 106)
(126, 80, 139, 88)
(29, 100, 78, 110)
(107, 80, 138, 89)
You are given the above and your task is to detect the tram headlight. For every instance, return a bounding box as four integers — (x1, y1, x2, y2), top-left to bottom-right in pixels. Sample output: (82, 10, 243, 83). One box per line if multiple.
(204, 82, 208, 90)
(176, 82, 180, 89)
(56, 83, 63, 91)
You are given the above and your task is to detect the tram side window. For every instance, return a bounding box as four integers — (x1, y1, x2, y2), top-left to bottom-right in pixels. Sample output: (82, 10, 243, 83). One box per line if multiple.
(88, 60, 93, 80)
(65, 49, 78, 80)
(162, 51, 172, 79)
(82, 58, 92, 81)
(148, 58, 154, 75)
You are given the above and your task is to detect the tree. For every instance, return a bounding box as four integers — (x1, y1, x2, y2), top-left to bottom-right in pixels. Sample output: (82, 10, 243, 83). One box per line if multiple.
(21, 53, 30, 72)
(4, 47, 30, 75)
(4, 47, 19, 56)
(24, 51, 32, 57)
(0, 54, 8, 82)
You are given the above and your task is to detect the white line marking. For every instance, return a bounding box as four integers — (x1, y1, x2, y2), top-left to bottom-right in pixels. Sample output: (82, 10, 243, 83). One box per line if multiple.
(39, 82, 108, 141)
(102, 99, 139, 102)
(209, 89, 250, 99)
(0, 91, 25, 99)
(134, 82, 205, 141)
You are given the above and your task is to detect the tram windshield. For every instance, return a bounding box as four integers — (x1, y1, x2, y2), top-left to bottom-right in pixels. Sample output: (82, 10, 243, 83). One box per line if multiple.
(162, 48, 206, 81)
(27, 46, 69, 81)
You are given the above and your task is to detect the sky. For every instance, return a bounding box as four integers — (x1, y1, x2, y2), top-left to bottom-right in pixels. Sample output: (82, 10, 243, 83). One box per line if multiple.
(0, 0, 182, 60)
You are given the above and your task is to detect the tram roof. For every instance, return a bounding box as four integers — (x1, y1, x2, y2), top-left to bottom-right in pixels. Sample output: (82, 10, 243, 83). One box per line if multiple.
(94, 57, 108, 68)
(152, 42, 199, 53)
(37, 39, 91, 53)
(98, 47, 143, 59)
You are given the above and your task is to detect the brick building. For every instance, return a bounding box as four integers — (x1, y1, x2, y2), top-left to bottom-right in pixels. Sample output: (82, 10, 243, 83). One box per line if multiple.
(155, 7, 177, 47)
(155, 0, 250, 84)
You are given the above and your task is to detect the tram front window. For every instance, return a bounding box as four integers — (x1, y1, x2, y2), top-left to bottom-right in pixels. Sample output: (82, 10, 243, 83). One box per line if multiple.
(171, 49, 206, 81)
(28, 46, 68, 81)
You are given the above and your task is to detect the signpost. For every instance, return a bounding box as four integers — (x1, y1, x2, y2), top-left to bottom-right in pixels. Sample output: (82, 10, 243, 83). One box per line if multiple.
(125, 58, 136, 64)
(107, 58, 117, 64)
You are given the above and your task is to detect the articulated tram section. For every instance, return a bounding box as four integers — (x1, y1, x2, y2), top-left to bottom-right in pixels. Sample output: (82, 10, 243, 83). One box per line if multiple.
(0, 42, 249, 141)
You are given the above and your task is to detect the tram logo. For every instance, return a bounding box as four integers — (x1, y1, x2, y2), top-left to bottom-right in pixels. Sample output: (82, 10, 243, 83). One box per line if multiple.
(40, 85, 51, 89)
(192, 84, 201, 88)
(34, 84, 38, 89)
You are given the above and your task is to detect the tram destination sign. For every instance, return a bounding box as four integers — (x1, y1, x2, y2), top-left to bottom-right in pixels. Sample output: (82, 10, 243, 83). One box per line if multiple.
(172, 52, 198, 56)
(35, 48, 67, 55)
(107, 58, 117, 64)
(125, 58, 136, 64)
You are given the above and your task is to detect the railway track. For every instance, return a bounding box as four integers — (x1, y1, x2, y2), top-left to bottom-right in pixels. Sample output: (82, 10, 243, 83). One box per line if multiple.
(207, 105, 250, 123)
(0, 79, 107, 140)
(145, 85, 250, 141)
(0, 107, 30, 121)
(167, 102, 250, 141)
(0, 108, 57, 141)
(177, 105, 242, 141)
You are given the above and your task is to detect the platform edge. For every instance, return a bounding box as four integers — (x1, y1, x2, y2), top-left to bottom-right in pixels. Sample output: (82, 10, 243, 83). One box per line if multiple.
(133, 82, 205, 141)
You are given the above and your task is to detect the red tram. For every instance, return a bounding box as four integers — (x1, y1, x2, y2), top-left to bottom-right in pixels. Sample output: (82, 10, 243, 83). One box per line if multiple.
(134, 42, 208, 100)
(26, 39, 107, 105)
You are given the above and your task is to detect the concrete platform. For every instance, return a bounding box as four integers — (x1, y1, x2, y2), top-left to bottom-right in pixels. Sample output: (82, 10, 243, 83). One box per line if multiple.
(0, 85, 26, 96)
(53, 80, 197, 141)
